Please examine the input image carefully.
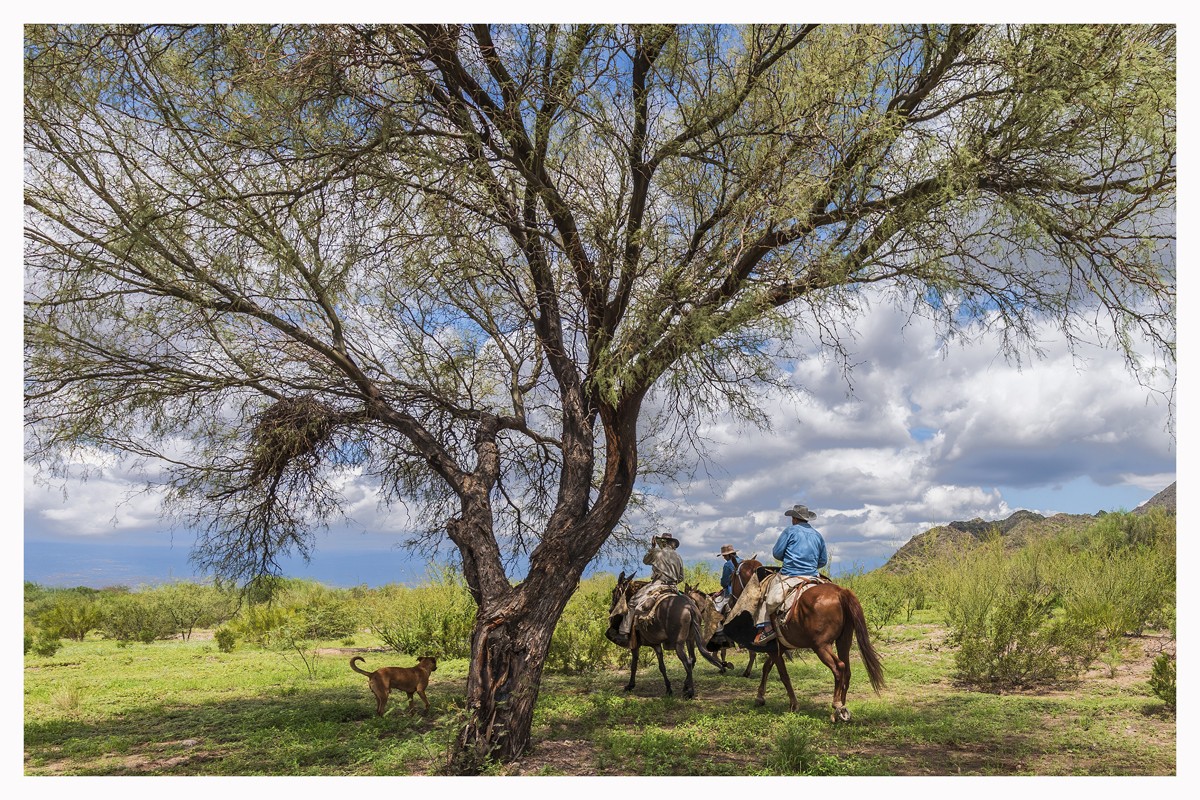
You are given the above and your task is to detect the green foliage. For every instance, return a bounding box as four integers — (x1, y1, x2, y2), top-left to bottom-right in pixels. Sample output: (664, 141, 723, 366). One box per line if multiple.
(912, 510, 1176, 691)
(98, 589, 175, 644)
(926, 538, 1100, 689)
(547, 575, 622, 673)
(228, 604, 295, 647)
(31, 629, 62, 657)
(39, 591, 104, 641)
(681, 561, 721, 593)
(1149, 653, 1176, 709)
(148, 582, 238, 641)
(274, 581, 360, 640)
(365, 568, 476, 659)
(1056, 511, 1176, 638)
(214, 626, 238, 653)
(840, 569, 926, 633)
(767, 719, 846, 775)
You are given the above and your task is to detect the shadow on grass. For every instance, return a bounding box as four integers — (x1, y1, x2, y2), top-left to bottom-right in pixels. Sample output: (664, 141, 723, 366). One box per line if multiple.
(25, 683, 463, 776)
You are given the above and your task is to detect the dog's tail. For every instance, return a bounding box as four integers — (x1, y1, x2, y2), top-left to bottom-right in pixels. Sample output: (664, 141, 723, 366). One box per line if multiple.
(349, 656, 372, 676)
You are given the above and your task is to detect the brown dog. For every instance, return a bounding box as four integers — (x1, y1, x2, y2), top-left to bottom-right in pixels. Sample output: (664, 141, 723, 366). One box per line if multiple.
(350, 655, 437, 716)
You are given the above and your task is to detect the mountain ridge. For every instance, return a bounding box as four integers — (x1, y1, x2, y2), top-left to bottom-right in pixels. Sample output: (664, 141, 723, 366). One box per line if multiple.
(883, 482, 1176, 572)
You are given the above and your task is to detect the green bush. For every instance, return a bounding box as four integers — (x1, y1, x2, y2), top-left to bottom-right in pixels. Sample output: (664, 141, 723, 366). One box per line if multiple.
(228, 603, 295, 646)
(279, 582, 359, 640)
(1057, 511, 1176, 639)
(1149, 653, 1176, 709)
(31, 629, 62, 657)
(366, 567, 476, 658)
(547, 575, 622, 673)
(214, 626, 238, 653)
(839, 569, 924, 633)
(98, 590, 175, 644)
(38, 590, 104, 641)
(928, 538, 1100, 689)
(149, 582, 238, 641)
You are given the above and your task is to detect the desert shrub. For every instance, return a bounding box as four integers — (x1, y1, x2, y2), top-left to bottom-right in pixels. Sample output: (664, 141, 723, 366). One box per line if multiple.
(839, 569, 924, 633)
(261, 580, 361, 640)
(1149, 653, 1176, 709)
(214, 626, 238, 653)
(31, 629, 62, 657)
(1057, 511, 1175, 639)
(98, 590, 175, 644)
(39, 591, 104, 641)
(547, 575, 622, 672)
(681, 561, 722, 594)
(928, 538, 1100, 689)
(228, 603, 295, 646)
(366, 567, 476, 659)
(147, 581, 238, 640)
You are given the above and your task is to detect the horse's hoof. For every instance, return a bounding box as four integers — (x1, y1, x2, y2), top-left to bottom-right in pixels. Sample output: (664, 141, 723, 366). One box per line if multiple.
(754, 696, 765, 707)
(624, 684, 635, 692)
(832, 706, 852, 723)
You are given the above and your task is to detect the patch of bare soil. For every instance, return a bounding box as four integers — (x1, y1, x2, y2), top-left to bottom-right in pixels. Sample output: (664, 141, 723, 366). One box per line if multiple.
(313, 646, 390, 656)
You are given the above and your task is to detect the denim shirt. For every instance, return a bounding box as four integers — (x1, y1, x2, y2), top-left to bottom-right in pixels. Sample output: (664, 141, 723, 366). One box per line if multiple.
(720, 557, 740, 596)
(772, 522, 828, 577)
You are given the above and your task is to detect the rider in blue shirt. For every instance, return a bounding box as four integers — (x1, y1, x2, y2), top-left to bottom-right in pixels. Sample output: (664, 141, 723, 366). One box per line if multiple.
(718, 544, 740, 598)
(754, 504, 828, 644)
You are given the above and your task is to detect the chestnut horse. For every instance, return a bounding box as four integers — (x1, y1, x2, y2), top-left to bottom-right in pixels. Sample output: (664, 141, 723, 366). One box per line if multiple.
(724, 558, 885, 721)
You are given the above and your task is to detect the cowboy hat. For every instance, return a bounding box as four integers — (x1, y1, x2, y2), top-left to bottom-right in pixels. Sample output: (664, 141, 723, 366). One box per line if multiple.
(784, 504, 816, 521)
(653, 533, 680, 548)
(718, 544, 738, 557)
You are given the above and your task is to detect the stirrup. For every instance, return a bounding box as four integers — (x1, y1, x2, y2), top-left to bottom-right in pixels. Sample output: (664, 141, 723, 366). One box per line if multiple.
(753, 627, 776, 645)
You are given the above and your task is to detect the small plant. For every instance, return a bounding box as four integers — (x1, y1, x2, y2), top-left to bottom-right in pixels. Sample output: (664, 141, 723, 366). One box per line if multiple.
(214, 626, 238, 653)
(1100, 639, 1129, 678)
(1149, 653, 1176, 709)
(31, 630, 62, 657)
(52, 686, 81, 715)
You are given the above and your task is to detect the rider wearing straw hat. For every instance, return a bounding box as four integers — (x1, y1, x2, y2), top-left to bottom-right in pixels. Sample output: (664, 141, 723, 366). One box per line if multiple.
(614, 533, 685, 645)
(753, 504, 828, 645)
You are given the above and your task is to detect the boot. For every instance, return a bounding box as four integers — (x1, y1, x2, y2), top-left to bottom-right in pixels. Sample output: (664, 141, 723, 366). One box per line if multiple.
(605, 627, 630, 647)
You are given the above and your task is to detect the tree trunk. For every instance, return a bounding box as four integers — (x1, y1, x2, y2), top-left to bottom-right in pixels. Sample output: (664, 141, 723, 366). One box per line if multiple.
(452, 577, 576, 771)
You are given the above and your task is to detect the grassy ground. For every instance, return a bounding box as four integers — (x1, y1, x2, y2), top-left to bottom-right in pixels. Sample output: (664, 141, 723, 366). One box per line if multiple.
(24, 622, 1175, 776)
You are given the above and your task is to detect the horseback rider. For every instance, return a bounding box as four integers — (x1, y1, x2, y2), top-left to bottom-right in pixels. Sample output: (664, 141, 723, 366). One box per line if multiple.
(753, 504, 829, 645)
(615, 533, 684, 645)
(715, 544, 740, 614)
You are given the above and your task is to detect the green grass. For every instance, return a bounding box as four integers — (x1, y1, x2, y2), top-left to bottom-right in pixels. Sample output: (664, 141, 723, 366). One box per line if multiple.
(24, 626, 1175, 776)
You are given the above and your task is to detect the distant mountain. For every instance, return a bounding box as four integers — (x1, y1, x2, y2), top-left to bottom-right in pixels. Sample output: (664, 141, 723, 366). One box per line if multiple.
(1133, 482, 1176, 516)
(884, 482, 1176, 572)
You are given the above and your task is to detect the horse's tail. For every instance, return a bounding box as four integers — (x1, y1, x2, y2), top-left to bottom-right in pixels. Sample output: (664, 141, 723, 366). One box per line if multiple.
(684, 597, 728, 670)
(841, 589, 885, 692)
(349, 656, 372, 677)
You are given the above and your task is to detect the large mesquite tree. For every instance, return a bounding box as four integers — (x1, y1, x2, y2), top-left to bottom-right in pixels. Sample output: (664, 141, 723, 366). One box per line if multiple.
(25, 24, 1174, 767)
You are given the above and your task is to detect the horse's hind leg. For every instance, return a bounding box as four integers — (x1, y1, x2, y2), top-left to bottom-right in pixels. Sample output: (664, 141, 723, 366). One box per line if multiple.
(772, 645, 798, 712)
(834, 625, 855, 721)
(677, 640, 695, 699)
(755, 650, 776, 706)
(742, 651, 756, 678)
(654, 645, 672, 696)
(815, 640, 851, 722)
(625, 644, 640, 692)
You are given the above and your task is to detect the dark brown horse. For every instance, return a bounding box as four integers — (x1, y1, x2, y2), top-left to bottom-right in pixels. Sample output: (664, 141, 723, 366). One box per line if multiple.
(684, 584, 757, 678)
(723, 558, 885, 721)
(606, 572, 729, 698)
